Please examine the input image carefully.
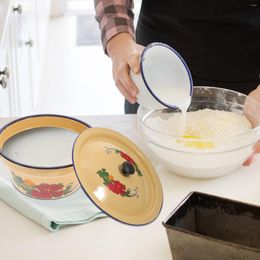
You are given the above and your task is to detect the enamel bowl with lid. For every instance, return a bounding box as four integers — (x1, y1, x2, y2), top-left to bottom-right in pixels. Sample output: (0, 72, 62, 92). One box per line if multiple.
(137, 86, 260, 179)
(0, 115, 163, 225)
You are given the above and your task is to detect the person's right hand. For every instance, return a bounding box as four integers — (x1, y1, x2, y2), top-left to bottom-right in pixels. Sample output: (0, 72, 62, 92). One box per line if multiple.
(107, 33, 145, 104)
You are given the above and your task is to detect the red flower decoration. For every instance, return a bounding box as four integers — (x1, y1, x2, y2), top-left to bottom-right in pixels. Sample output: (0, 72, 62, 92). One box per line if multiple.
(97, 168, 139, 197)
(31, 183, 64, 199)
(120, 151, 135, 165)
(107, 181, 126, 195)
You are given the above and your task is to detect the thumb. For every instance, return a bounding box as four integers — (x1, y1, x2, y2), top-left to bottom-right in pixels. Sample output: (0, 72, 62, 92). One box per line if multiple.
(127, 53, 141, 74)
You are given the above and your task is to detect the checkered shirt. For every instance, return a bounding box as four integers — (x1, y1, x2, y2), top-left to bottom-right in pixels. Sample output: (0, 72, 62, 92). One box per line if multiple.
(94, 0, 135, 53)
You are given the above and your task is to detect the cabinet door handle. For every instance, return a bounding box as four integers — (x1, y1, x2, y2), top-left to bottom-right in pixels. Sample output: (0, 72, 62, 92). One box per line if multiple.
(0, 75, 8, 89)
(0, 67, 10, 79)
(25, 39, 33, 47)
(13, 4, 23, 14)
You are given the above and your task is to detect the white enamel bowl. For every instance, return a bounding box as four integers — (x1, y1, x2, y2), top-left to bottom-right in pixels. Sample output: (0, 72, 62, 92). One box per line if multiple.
(131, 42, 193, 109)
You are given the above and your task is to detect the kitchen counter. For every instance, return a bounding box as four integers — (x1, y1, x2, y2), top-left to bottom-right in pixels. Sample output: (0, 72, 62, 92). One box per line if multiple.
(0, 114, 260, 260)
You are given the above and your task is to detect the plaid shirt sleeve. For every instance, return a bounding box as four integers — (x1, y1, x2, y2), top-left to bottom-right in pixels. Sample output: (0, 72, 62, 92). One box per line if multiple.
(94, 0, 135, 53)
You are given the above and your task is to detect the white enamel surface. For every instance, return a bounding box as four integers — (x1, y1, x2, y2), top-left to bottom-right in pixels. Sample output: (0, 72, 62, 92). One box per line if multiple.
(131, 70, 166, 110)
(2, 127, 79, 167)
(132, 43, 192, 110)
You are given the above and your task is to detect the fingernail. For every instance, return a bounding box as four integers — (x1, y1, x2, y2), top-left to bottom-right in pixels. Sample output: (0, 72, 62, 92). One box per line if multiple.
(129, 97, 136, 104)
(243, 155, 253, 166)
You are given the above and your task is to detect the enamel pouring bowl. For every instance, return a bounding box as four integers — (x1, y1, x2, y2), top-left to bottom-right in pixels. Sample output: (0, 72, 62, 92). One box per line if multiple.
(0, 114, 163, 225)
(131, 42, 193, 110)
(137, 86, 260, 179)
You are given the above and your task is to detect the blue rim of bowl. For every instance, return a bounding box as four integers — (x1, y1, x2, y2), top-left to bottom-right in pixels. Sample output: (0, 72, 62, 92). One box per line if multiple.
(140, 42, 193, 109)
(0, 114, 91, 170)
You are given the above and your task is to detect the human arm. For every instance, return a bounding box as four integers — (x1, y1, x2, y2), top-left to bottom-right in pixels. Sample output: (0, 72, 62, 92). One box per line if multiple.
(94, 0, 135, 53)
(94, 0, 145, 103)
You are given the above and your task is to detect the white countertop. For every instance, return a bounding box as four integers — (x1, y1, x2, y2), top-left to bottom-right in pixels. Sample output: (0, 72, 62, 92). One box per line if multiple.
(1, 114, 260, 260)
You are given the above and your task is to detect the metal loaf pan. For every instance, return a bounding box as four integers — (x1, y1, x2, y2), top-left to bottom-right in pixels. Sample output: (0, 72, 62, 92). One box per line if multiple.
(163, 192, 260, 260)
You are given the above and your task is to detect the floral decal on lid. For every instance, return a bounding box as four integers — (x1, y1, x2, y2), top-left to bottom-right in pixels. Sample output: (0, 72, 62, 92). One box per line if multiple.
(106, 147, 143, 176)
(96, 147, 143, 198)
(97, 168, 139, 198)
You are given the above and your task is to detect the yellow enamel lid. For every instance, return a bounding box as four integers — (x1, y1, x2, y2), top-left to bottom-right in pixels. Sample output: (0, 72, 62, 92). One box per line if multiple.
(73, 127, 163, 225)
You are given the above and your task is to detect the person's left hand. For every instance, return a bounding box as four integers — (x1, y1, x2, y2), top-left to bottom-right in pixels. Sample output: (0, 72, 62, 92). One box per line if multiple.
(243, 85, 260, 166)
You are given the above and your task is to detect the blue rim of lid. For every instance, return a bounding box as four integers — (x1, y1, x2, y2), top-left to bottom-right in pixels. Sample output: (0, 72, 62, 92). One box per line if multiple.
(140, 42, 193, 109)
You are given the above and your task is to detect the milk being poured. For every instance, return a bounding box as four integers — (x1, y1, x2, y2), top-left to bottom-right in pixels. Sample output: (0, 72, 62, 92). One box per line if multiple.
(157, 87, 191, 136)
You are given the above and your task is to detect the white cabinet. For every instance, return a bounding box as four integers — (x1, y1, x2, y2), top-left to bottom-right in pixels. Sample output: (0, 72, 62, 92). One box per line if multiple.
(0, 0, 50, 117)
(0, 25, 14, 116)
(0, 1, 19, 116)
(12, 0, 36, 115)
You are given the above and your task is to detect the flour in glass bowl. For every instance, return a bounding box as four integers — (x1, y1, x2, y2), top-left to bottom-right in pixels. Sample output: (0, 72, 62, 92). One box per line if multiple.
(145, 108, 253, 151)
(141, 108, 255, 178)
(171, 109, 250, 138)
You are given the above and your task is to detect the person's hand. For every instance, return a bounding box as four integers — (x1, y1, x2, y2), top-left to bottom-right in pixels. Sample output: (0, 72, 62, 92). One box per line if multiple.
(248, 84, 260, 104)
(243, 85, 260, 166)
(107, 33, 145, 104)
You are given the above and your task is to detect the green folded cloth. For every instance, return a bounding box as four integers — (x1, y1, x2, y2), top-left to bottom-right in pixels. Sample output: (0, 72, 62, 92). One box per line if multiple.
(0, 176, 107, 232)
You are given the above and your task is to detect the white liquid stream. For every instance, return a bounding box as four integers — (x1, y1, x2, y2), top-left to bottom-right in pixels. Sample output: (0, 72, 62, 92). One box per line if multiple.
(157, 87, 191, 136)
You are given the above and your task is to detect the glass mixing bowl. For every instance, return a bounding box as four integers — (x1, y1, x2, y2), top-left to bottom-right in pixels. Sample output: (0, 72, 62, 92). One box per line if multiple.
(137, 86, 260, 179)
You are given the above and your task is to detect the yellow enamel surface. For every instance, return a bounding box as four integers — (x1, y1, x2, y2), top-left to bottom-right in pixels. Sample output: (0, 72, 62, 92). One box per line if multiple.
(0, 115, 89, 199)
(73, 127, 163, 225)
(0, 116, 87, 149)
(177, 135, 215, 149)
